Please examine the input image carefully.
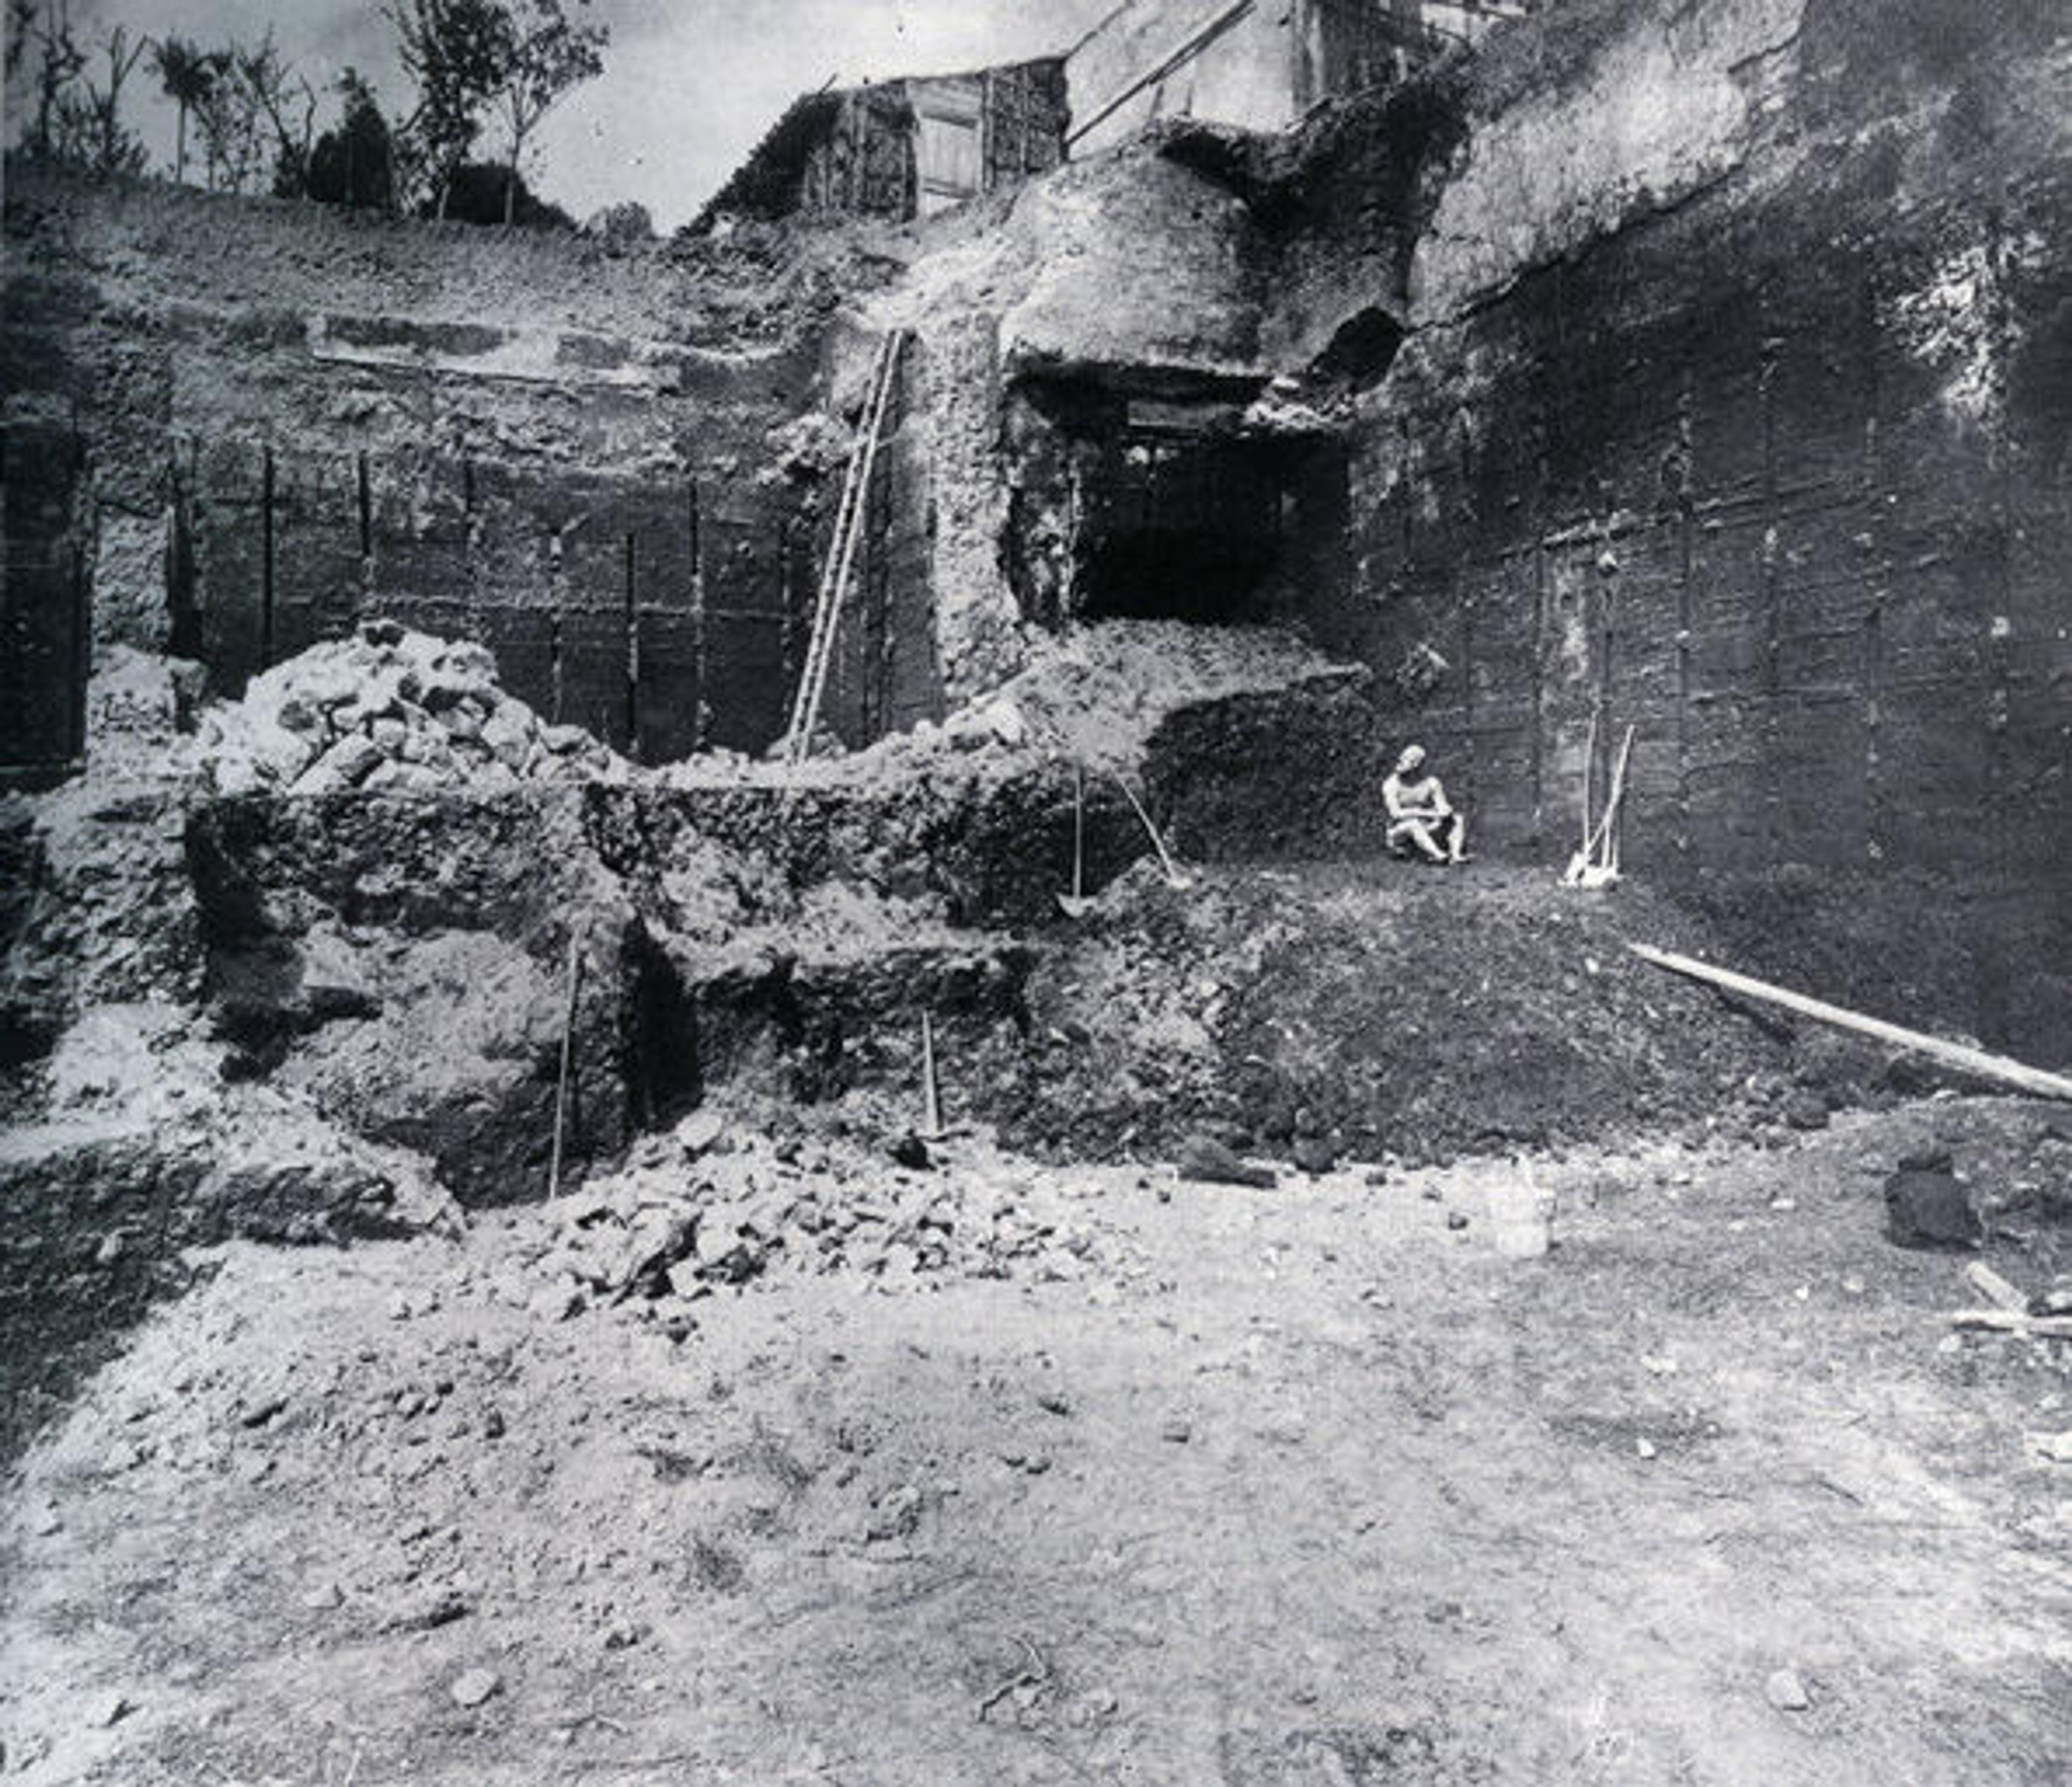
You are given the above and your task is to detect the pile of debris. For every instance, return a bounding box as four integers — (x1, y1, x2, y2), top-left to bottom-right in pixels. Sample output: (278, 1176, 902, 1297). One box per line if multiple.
(483, 1109, 1131, 1320)
(199, 620, 629, 798)
(990, 621, 1362, 772)
(653, 619, 1360, 792)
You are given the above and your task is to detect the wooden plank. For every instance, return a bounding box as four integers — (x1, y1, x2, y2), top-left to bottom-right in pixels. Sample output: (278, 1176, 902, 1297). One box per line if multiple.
(1965, 1262, 2028, 1313)
(1946, 1309, 2072, 1340)
(1627, 943, 2072, 1102)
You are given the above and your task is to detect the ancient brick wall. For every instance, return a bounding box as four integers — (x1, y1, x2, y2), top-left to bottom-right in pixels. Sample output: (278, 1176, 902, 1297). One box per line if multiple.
(2, 166, 843, 766)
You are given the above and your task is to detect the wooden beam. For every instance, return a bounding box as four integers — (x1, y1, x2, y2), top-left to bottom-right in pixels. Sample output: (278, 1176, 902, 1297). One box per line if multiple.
(1627, 943, 2072, 1102)
(1066, 0, 1258, 148)
(1965, 1262, 2028, 1313)
(548, 930, 584, 1199)
(260, 444, 276, 670)
(1946, 1309, 2072, 1340)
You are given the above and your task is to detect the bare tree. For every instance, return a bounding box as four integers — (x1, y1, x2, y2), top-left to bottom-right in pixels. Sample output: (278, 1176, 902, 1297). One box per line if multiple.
(384, 0, 514, 219)
(16, 0, 85, 160)
(185, 29, 308, 196)
(52, 20, 147, 176)
(191, 38, 260, 191)
(492, 0, 605, 225)
(236, 32, 317, 198)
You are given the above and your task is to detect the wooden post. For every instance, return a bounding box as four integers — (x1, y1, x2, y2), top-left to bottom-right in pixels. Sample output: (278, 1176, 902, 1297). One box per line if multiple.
(549, 597, 564, 727)
(1072, 762, 1086, 900)
(1759, 331, 1783, 860)
(624, 529, 640, 760)
(260, 444, 276, 670)
(1674, 382, 1694, 851)
(689, 479, 707, 750)
(548, 932, 584, 1198)
(70, 539, 91, 762)
(920, 1012, 945, 1139)
(355, 449, 374, 628)
(1627, 943, 2072, 1102)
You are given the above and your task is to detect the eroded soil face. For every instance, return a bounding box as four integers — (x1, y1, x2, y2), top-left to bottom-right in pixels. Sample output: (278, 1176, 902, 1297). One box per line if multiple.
(4, 1096, 2068, 1787)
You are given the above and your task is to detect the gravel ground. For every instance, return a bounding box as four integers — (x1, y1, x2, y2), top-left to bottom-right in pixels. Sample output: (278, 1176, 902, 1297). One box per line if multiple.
(3, 1096, 2068, 1786)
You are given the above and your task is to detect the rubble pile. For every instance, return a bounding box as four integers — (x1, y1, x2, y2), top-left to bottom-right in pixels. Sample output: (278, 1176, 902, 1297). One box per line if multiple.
(988, 621, 1362, 772)
(492, 1111, 1129, 1319)
(199, 621, 629, 798)
(654, 619, 1357, 794)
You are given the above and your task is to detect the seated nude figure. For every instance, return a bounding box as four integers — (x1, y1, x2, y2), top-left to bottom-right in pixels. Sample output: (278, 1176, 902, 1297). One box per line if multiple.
(1382, 743, 1469, 865)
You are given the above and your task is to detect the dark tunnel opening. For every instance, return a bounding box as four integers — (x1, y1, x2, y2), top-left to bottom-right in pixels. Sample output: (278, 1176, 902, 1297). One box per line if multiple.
(1073, 430, 1287, 622)
(1003, 376, 1348, 630)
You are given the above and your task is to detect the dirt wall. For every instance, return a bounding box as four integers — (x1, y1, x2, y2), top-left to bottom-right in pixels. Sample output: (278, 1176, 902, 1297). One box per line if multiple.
(863, 143, 1274, 705)
(0, 166, 901, 767)
(1263, 0, 2071, 1050)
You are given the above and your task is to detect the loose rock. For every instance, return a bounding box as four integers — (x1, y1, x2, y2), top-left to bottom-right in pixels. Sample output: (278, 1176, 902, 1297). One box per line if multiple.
(1177, 1135, 1276, 1190)
(449, 1667, 502, 1710)
(1764, 1668, 1811, 1712)
(1883, 1167, 1979, 1251)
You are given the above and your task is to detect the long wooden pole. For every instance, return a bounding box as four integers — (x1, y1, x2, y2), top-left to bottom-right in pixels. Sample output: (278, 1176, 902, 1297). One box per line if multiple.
(1072, 762, 1085, 902)
(788, 330, 905, 766)
(921, 1011, 945, 1139)
(1628, 943, 2072, 1102)
(1580, 710, 1597, 864)
(1065, 0, 1258, 148)
(548, 931, 584, 1198)
(1604, 724, 1636, 875)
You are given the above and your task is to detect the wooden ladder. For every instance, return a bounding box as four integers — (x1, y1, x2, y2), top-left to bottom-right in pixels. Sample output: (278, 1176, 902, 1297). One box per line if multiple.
(780, 328, 907, 767)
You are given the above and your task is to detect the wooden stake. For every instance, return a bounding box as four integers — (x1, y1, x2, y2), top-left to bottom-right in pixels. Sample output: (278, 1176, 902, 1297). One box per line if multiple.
(548, 930, 584, 1198)
(1628, 943, 2072, 1102)
(920, 1011, 945, 1139)
(1072, 761, 1085, 902)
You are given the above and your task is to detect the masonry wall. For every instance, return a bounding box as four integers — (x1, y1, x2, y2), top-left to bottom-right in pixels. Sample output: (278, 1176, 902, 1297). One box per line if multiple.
(1, 167, 870, 771)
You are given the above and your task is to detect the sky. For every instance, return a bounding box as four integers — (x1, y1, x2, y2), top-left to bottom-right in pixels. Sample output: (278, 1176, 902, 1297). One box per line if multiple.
(31, 0, 1122, 229)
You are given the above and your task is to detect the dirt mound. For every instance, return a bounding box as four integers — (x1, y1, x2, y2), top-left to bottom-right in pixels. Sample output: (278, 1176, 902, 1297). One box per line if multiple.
(655, 619, 1359, 794)
(985, 861, 1882, 1167)
(985, 621, 1362, 773)
(197, 622, 629, 799)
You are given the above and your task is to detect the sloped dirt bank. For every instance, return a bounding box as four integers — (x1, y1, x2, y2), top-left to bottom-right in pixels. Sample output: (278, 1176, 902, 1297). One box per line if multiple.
(982, 860, 1865, 1169)
(8, 619, 2055, 1482)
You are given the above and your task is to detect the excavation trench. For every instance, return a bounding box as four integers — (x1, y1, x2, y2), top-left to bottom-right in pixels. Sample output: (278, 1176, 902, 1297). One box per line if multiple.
(5, 656, 2050, 1469)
